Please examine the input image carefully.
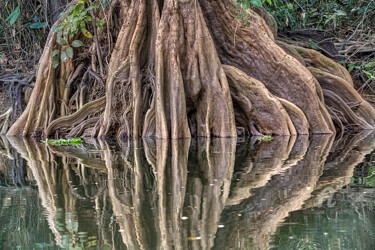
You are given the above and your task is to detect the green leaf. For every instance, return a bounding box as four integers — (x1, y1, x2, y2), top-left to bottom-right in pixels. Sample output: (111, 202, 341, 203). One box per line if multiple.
(81, 27, 93, 38)
(52, 56, 60, 68)
(85, 6, 99, 12)
(29, 22, 47, 29)
(96, 19, 105, 30)
(348, 64, 355, 72)
(5, 5, 20, 25)
(85, 15, 93, 24)
(266, 0, 272, 5)
(308, 39, 320, 49)
(72, 40, 84, 48)
(242, 1, 250, 10)
(57, 34, 68, 46)
(51, 50, 60, 58)
(66, 47, 74, 58)
(61, 51, 67, 61)
(364, 63, 373, 70)
(250, 0, 262, 7)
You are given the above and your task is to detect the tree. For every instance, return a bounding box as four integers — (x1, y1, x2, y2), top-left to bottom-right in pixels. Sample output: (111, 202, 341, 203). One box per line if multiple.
(7, 0, 375, 139)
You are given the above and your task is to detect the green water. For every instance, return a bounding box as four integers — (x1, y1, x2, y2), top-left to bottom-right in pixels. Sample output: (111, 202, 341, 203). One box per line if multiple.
(1, 132, 375, 249)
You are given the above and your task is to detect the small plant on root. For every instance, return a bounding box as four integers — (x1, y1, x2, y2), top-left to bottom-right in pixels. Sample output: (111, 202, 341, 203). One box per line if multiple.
(41, 136, 84, 146)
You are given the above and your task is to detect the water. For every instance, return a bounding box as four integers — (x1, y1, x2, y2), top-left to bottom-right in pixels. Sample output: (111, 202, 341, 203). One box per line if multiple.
(1, 132, 375, 249)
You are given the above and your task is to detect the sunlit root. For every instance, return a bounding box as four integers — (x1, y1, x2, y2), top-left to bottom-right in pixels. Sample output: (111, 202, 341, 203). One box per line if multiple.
(7, 0, 375, 138)
(310, 67, 375, 127)
(323, 89, 372, 130)
(0, 108, 12, 134)
(291, 45, 354, 86)
(276, 98, 309, 135)
(224, 65, 295, 135)
(46, 97, 106, 136)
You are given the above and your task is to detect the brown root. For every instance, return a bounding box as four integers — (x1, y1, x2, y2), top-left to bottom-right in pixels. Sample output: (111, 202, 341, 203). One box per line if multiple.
(309, 67, 375, 127)
(224, 65, 296, 135)
(6, 0, 375, 139)
(290, 46, 354, 86)
(0, 108, 12, 134)
(46, 97, 106, 136)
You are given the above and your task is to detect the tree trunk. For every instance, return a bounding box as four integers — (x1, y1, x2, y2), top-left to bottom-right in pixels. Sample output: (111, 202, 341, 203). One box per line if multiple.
(7, 0, 375, 139)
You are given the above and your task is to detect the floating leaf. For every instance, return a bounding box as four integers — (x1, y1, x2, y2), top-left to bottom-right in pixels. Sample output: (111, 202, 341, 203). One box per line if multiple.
(72, 40, 84, 48)
(66, 47, 74, 58)
(29, 22, 47, 29)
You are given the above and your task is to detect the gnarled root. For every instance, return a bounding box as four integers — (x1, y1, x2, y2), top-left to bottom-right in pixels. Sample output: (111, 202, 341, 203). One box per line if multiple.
(310, 67, 375, 127)
(0, 108, 12, 134)
(7, 0, 375, 138)
(46, 97, 106, 136)
(224, 65, 296, 135)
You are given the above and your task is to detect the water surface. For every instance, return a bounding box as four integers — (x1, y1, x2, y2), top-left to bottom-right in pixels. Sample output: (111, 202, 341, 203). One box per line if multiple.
(1, 132, 375, 249)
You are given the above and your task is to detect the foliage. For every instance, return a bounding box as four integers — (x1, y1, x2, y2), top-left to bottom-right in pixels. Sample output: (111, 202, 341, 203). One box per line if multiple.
(351, 166, 375, 187)
(348, 61, 375, 81)
(51, 0, 106, 68)
(339, 60, 375, 93)
(364, 166, 375, 187)
(237, 0, 267, 9)
(41, 136, 84, 146)
(264, 0, 375, 32)
(0, 1, 54, 70)
(257, 135, 272, 141)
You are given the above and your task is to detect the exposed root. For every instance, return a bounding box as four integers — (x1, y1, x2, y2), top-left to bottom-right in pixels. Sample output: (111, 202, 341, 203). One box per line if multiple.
(323, 89, 372, 130)
(46, 97, 106, 136)
(0, 108, 12, 134)
(291, 46, 354, 86)
(276, 98, 309, 135)
(6, 0, 375, 139)
(224, 65, 295, 135)
(309, 67, 375, 127)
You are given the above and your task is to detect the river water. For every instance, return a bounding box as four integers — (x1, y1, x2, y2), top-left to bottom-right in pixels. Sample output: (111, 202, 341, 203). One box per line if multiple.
(1, 132, 375, 249)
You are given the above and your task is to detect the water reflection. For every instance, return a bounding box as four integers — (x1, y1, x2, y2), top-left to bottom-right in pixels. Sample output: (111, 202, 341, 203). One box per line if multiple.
(0, 132, 375, 249)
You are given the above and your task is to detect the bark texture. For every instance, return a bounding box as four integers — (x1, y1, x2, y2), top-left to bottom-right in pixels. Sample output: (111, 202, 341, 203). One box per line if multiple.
(6, 0, 375, 139)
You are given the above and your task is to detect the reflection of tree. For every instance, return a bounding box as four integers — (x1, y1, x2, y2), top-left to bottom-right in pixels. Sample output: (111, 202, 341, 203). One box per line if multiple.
(182, 138, 236, 250)
(3, 132, 375, 250)
(304, 131, 375, 208)
(7, 137, 118, 249)
(104, 139, 161, 249)
(227, 136, 306, 206)
(214, 135, 334, 250)
(0, 136, 32, 187)
(105, 138, 236, 250)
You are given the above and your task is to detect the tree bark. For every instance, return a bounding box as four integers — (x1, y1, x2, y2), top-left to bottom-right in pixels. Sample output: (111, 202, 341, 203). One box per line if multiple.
(7, 0, 375, 139)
